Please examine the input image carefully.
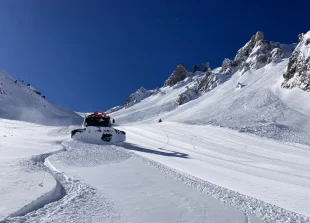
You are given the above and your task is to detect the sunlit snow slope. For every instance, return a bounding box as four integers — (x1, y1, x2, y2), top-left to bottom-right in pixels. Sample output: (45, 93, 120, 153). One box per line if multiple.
(111, 52, 310, 146)
(107, 37, 310, 219)
(118, 122, 310, 218)
(1, 119, 262, 223)
(0, 70, 82, 125)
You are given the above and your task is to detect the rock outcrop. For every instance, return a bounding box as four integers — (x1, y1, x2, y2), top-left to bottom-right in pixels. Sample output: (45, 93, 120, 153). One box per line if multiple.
(267, 48, 284, 64)
(282, 31, 310, 91)
(177, 86, 199, 105)
(125, 86, 152, 107)
(223, 31, 283, 74)
(163, 64, 188, 87)
(177, 65, 230, 105)
(221, 58, 237, 74)
(106, 105, 124, 114)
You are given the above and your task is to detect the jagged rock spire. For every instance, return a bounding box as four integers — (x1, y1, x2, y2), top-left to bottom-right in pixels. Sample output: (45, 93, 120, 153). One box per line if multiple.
(163, 64, 188, 87)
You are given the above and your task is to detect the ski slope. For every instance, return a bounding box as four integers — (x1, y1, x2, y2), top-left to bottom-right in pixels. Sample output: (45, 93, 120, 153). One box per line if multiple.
(1, 119, 310, 222)
(0, 119, 262, 223)
(118, 122, 310, 219)
(104, 52, 310, 221)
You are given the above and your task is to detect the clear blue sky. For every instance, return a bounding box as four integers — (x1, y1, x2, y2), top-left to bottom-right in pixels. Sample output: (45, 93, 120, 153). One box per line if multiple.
(0, 0, 309, 112)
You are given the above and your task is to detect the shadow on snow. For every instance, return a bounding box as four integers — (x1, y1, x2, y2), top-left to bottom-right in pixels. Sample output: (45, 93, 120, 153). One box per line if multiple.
(121, 142, 189, 159)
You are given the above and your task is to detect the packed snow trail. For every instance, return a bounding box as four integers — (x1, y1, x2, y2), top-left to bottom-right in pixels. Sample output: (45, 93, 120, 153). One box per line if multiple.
(48, 140, 260, 223)
(118, 122, 310, 220)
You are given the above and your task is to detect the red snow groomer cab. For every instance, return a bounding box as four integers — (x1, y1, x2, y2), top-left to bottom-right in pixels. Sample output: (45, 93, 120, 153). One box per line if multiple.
(71, 111, 125, 143)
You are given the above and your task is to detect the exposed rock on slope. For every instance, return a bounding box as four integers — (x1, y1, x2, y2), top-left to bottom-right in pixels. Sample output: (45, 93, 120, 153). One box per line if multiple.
(282, 31, 310, 91)
(106, 86, 161, 113)
(163, 64, 188, 87)
(177, 64, 230, 105)
(267, 48, 284, 64)
(232, 31, 282, 73)
(221, 58, 237, 74)
(124, 86, 152, 107)
(177, 86, 199, 105)
(109, 31, 309, 114)
(106, 105, 124, 114)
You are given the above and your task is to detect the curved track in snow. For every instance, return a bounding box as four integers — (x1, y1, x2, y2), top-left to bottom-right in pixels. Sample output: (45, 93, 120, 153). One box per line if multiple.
(1, 120, 310, 222)
(3, 143, 121, 223)
(8, 147, 67, 219)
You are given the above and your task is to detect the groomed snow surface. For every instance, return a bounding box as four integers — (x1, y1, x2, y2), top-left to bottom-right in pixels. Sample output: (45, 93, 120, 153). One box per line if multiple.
(1, 118, 310, 222)
(1, 119, 262, 223)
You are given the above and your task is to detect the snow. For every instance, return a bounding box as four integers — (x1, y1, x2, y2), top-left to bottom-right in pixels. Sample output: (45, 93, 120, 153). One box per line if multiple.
(117, 122, 310, 219)
(50, 144, 254, 223)
(0, 70, 82, 125)
(2, 118, 308, 222)
(0, 119, 262, 223)
(0, 119, 67, 220)
(273, 80, 310, 117)
(111, 57, 310, 146)
(102, 43, 310, 221)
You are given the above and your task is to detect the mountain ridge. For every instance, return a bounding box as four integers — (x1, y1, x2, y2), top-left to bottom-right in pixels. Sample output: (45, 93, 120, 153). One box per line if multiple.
(0, 70, 82, 126)
(107, 31, 310, 146)
(108, 31, 307, 113)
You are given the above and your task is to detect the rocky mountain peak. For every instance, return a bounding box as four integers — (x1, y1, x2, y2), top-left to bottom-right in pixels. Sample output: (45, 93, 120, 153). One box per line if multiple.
(231, 31, 284, 73)
(255, 31, 264, 42)
(163, 64, 188, 87)
(137, 86, 147, 94)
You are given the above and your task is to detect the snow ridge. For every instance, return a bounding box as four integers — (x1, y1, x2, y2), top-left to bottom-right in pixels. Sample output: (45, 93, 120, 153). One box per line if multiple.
(8, 148, 67, 218)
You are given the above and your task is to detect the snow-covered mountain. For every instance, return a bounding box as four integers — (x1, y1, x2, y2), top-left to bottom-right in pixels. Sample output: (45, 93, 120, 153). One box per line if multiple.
(107, 86, 162, 113)
(108, 31, 310, 146)
(0, 70, 82, 125)
(2, 31, 310, 223)
(282, 31, 310, 91)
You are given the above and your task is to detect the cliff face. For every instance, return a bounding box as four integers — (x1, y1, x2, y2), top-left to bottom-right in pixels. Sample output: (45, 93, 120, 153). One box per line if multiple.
(282, 31, 310, 91)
